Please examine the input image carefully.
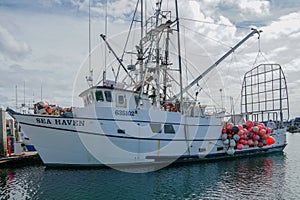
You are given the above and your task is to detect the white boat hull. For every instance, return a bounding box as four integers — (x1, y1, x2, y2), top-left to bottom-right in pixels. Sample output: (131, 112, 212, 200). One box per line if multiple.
(14, 113, 287, 167)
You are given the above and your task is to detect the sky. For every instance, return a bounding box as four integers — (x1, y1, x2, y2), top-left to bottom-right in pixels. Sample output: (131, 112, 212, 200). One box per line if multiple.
(0, 0, 300, 118)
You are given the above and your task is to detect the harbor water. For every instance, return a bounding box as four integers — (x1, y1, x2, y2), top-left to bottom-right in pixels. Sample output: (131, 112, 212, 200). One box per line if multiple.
(1, 133, 299, 200)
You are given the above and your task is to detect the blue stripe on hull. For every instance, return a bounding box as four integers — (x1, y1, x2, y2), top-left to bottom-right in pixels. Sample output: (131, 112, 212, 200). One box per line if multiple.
(18, 121, 221, 142)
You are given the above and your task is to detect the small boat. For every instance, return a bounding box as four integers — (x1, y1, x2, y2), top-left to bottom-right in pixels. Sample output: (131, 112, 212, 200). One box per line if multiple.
(7, 0, 289, 169)
(288, 117, 300, 133)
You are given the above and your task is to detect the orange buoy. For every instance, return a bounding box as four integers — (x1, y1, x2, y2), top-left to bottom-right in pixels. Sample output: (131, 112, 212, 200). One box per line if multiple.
(7, 137, 11, 156)
(267, 136, 276, 145)
(47, 108, 52, 114)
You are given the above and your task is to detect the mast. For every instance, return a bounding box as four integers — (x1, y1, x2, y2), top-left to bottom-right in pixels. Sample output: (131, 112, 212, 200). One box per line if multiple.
(175, 0, 183, 113)
(139, 0, 144, 82)
(154, 0, 162, 108)
(170, 28, 262, 101)
(162, 29, 169, 105)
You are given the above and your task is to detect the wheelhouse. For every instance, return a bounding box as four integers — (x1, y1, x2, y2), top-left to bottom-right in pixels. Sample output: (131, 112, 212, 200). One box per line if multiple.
(79, 86, 151, 109)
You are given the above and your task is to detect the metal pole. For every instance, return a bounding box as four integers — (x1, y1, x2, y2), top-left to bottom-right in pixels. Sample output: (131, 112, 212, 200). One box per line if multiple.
(0, 108, 7, 157)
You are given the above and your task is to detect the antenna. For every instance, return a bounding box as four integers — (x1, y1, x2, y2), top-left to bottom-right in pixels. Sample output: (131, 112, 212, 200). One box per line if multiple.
(220, 88, 224, 109)
(22, 81, 25, 107)
(41, 82, 43, 101)
(105, 0, 108, 71)
(15, 85, 18, 110)
(86, 0, 93, 87)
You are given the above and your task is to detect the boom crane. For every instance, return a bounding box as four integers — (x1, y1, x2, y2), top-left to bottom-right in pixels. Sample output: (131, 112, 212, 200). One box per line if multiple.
(170, 28, 262, 101)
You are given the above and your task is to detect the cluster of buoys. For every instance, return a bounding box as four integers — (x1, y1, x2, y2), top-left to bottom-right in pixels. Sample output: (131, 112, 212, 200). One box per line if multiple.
(222, 120, 276, 155)
(34, 101, 72, 116)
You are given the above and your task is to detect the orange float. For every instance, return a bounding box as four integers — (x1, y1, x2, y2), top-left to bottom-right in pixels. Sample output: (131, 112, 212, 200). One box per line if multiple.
(267, 136, 276, 145)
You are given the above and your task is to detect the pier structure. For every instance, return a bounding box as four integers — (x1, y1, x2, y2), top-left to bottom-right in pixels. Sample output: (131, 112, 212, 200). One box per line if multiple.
(0, 107, 8, 157)
(0, 107, 42, 167)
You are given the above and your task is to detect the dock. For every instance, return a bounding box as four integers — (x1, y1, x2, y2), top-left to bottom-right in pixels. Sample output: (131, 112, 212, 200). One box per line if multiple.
(0, 107, 42, 168)
(0, 151, 42, 168)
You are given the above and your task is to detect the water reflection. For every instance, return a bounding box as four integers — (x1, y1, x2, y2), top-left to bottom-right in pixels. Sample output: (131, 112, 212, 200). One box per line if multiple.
(0, 165, 44, 200)
(0, 152, 295, 200)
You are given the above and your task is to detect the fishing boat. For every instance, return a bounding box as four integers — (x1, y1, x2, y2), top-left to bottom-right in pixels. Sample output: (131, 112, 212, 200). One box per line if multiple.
(7, 0, 289, 169)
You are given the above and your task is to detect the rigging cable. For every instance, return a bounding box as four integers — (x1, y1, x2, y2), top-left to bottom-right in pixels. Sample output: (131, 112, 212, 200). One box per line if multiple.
(168, 25, 230, 103)
(252, 35, 269, 66)
(115, 0, 140, 83)
(183, 25, 188, 86)
(180, 17, 249, 30)
(179, 24, 232, 49)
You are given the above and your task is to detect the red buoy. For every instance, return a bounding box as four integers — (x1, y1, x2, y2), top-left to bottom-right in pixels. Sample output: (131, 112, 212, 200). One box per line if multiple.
(266, 127, 272, 134)
(238, 124, 244, 131)
(237, 143, 244, 150)
(227, 123, 234, 131)
(246, 120, 254, 128)
(258, 142, 264, 147)
(253, 135, 260, 141)
(259, 129, 267, 136)
(248, 139, 254, 146)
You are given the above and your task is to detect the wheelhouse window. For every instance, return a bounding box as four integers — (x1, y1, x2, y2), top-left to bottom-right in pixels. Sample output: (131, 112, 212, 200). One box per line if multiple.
(83, 96, 88, 106)
(164, 124, 175, 134)
(118, 95, 124, 104)
(104, 91, 112, 102)
(95, 90, 104, 102)
(87, 92, 94, 104)
(150, 123, 162, 133)
(116, 94, 126, 107)
(134, 95, 139, 106)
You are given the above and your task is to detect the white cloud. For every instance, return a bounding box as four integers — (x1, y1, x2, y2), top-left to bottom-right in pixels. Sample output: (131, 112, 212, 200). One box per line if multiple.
(263, 12, 300, 39)
(0, 0, 300, 118)
(235, 0, 270, 15)
(0, 24, 31, 60)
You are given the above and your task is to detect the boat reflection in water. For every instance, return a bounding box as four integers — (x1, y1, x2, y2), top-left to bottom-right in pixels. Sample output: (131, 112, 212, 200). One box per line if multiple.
(0, 152, 290, 199)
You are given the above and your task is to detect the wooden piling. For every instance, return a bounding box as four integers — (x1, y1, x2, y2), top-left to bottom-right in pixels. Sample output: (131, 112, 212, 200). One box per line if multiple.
(0, 108, 7, 157)
(9, 119, 15, 137)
